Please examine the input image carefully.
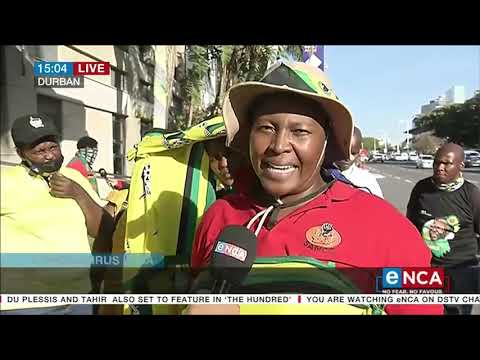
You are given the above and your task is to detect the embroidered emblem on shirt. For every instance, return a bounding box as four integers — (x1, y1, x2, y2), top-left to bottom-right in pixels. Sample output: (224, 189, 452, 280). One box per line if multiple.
(305, 223, 341, 250)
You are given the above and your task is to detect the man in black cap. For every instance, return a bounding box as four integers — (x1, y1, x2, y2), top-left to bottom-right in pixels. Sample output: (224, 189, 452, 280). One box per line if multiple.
(67, 136, 100, 193)
(1, 114, 114, 315)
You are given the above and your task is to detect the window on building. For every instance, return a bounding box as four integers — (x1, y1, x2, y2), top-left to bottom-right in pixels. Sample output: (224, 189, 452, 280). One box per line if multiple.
(37, 95, 62, 135)
(139, 79, 154, 103)
(111, 67, 128, 91)
(112, 115, 126, 175)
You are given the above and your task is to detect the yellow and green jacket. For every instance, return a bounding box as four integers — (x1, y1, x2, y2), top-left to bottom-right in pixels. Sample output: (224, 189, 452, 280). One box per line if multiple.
(109, 117, 226, 314)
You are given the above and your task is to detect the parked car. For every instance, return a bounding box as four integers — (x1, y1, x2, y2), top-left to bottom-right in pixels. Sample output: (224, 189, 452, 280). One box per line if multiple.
(465, 151, 480, 168)
(408, 152, 418, 161)
(394, 153, 409, 161)
(371, 153, 385, 163)
(416, 154, 434, 169)
(465, 150, 480, 156)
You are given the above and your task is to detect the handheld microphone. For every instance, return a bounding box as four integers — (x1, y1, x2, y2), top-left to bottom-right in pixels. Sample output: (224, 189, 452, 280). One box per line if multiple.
(209, 225, 257, 294)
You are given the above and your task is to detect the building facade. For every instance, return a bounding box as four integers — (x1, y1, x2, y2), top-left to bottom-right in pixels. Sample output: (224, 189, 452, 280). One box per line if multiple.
(420, 95, 447, 115)
(0, 45, 180, 177)
(420, 86, 466, 116)
(445, 85, 466, 105)
(408, 85, 468, 152)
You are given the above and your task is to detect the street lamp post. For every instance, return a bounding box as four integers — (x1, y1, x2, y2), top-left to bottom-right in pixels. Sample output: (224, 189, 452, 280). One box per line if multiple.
(381, 132, 388, 154)
(400, 119, 411, 152)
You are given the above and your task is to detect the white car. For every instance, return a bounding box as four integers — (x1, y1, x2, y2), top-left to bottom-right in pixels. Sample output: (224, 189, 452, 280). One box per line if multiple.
(394, 153, 409, 161)
(371, 153, 385, 162)
(464, 150, 480, 168)
(416, 155, 434, 169)
(408, 152, 419, 161)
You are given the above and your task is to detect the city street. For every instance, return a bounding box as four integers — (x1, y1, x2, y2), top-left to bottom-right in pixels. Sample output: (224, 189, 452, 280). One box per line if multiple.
(366, 161, 480, 214)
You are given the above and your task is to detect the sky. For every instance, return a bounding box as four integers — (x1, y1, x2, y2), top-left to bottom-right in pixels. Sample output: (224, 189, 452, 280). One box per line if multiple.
(324, 46, 479, 145)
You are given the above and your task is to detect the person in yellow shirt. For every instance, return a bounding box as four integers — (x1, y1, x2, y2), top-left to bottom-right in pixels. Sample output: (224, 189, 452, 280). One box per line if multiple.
(1, 114, 114, 315)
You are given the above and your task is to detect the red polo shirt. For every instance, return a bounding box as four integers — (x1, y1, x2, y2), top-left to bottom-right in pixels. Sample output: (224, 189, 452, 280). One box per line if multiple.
(192, 181, 444, 315)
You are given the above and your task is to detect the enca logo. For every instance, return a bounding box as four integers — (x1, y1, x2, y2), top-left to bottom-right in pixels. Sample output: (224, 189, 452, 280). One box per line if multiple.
(382, 268, 445, 289)
(214, 241, 247, 262)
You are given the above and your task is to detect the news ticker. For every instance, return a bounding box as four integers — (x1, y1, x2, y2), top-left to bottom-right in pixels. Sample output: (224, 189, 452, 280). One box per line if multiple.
(2, 294, 480, 306)
(33, 61, 110, 88)
(2, 255, 478, 294)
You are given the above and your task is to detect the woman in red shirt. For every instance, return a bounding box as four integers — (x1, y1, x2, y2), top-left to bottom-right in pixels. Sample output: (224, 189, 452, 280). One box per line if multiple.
(190, 61, 443, 315)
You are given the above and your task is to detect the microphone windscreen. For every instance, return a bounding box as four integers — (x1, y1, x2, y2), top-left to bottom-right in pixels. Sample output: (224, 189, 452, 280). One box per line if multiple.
(210, 225, 257, 286)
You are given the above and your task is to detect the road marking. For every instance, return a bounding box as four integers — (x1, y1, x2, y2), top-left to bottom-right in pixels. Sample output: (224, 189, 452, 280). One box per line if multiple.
(371, 173, 385, 179)
(405, 179, 413, 184)
(394, 176, 402, 180)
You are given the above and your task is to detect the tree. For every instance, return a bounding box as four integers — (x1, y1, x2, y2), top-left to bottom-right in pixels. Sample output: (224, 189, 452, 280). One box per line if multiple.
(184, 46, 211, 127)
(277, 45, 304, 62)
(413, 132, 445, 155)
(432, 94, 480, 147)
(362, 137, 382, 151)
(413, 93, 480, 147)
(208, 45, 303, 118)
(173, 45, 304, 129)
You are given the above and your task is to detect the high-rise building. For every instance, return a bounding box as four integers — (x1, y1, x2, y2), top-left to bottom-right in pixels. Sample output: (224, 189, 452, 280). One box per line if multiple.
(445, 86, 465, 105)
(420, 95, 446, 115)
(420, 86, 466, 116)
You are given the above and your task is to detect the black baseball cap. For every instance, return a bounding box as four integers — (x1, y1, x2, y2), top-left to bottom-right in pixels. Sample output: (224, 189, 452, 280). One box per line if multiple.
(11, 113, 60, 148)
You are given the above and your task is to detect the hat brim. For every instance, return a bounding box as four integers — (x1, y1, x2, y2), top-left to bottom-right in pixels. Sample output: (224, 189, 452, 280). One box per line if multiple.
(223, 82, 354, 162)
(13, 129, 60, 148)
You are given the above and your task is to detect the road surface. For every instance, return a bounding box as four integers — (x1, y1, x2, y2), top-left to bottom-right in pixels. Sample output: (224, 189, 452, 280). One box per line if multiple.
(367, 161, 480, 214)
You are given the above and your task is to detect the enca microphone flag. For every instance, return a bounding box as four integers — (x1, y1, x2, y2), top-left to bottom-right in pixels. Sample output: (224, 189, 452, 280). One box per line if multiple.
(210, 225, 257, 292)
(302, 45, 325, 71)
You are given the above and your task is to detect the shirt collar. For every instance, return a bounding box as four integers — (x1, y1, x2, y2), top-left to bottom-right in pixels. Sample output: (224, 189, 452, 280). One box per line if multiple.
(303, 180, 357, 210)
(243, 180, 357, 213)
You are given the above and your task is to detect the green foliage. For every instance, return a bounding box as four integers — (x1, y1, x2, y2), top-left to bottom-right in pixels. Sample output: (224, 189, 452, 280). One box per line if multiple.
(185, 45, 210, 107)
(173, 45, 304, 127)
(362, 137, 382, 151)
(415, 94, 480, 147)
(277, 45, 304, 61)
(412, 133, 445, 155)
